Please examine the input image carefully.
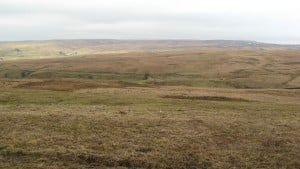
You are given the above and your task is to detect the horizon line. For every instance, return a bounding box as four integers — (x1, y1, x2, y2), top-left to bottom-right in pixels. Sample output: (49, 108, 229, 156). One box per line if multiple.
(0, 38, 300, 46)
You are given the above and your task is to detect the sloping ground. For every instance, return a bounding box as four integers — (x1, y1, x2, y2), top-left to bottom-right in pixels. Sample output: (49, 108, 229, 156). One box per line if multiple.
(0, 41, 299, 168)
(1, 48, 299, 88)
(0, 82, 299, 169)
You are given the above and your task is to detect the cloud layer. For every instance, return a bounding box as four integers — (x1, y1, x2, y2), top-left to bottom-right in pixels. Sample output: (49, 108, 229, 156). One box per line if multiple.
(1, 0, 300, 43)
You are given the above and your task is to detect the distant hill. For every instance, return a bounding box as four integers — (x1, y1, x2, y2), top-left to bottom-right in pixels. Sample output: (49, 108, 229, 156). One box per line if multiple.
(0, 40, 299, 60)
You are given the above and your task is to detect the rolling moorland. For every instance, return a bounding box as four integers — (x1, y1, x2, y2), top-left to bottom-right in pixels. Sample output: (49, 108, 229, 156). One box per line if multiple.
(0, 40, 299, 169)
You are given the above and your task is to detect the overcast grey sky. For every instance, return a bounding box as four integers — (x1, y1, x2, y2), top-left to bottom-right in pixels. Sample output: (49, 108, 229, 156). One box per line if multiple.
(0, 0, 300, 44)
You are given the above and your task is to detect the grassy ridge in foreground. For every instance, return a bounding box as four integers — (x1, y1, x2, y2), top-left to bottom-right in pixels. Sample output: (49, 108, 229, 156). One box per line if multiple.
(0, 83, 299, 169)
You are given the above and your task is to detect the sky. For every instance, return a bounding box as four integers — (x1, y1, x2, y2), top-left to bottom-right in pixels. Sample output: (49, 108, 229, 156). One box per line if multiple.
(0, 0, 300, 44)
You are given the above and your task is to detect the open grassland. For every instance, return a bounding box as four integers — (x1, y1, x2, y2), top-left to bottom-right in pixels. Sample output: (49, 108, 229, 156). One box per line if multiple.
(1, 47, 300, 89)
(0, 79, 299, 169)
(0, 40, 300, 168)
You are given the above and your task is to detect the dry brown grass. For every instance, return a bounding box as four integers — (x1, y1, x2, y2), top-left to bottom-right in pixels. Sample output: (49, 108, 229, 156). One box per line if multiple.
(0, 79, 299, 169)
(0, 41, 299, 168)
(1, 47, 300, 89)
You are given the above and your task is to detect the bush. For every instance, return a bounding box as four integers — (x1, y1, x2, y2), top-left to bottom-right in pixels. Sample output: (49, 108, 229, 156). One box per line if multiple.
(21, 70, 32, 78)
(143, 72, 150, 80)
(14, 48, 21, 52)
